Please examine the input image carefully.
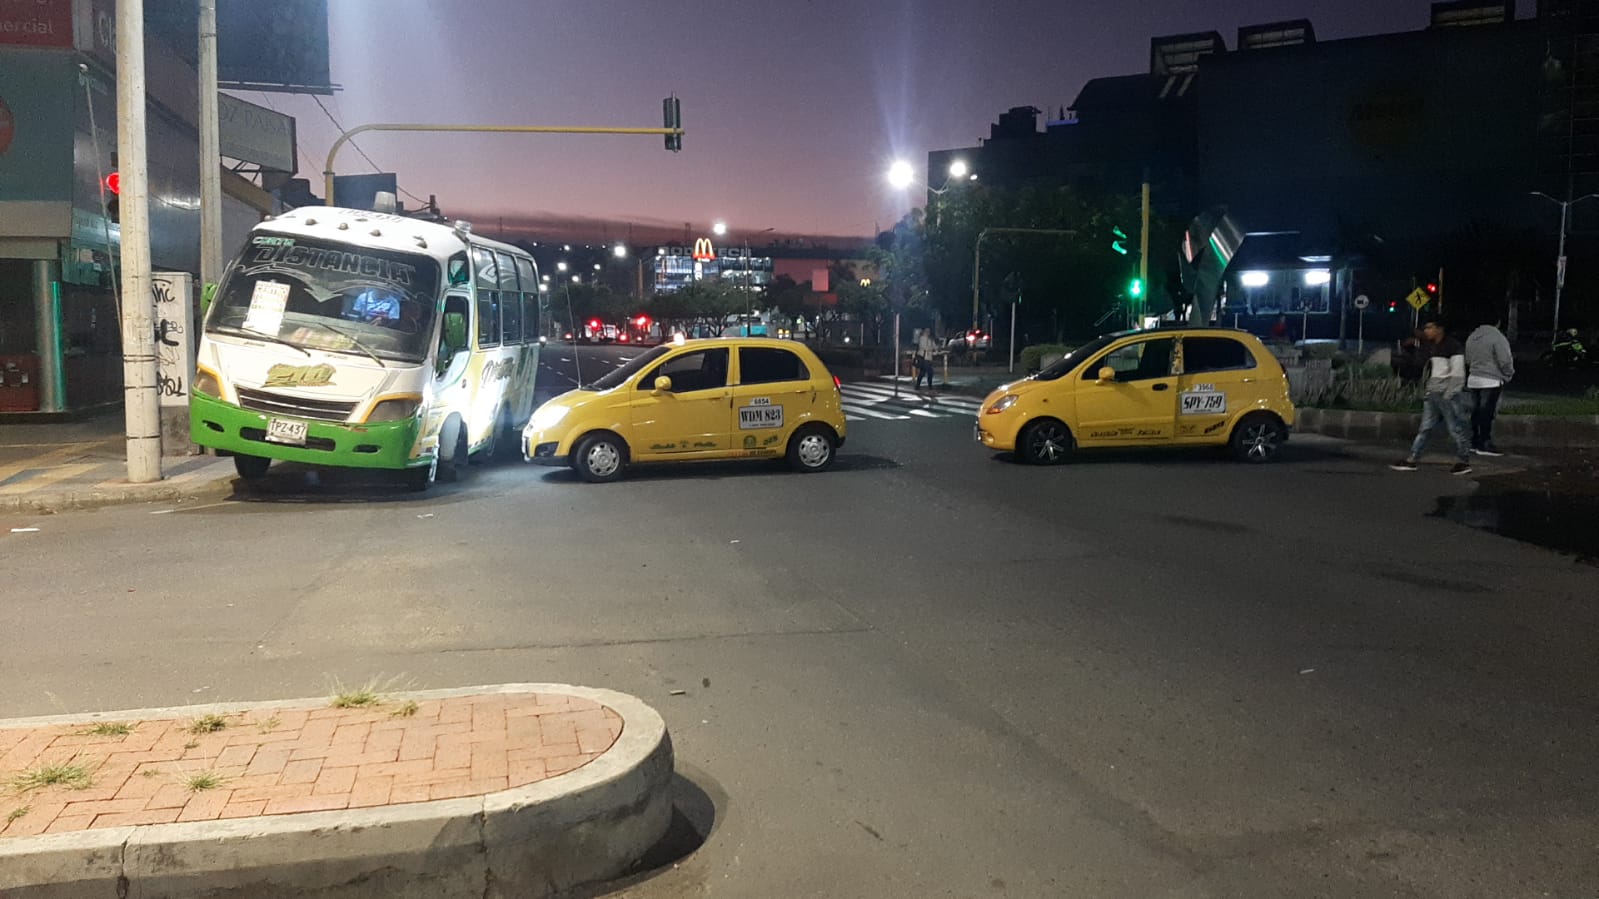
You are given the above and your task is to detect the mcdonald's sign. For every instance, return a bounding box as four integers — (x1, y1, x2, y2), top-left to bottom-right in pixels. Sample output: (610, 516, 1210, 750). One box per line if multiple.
(692, 238, 717, 262)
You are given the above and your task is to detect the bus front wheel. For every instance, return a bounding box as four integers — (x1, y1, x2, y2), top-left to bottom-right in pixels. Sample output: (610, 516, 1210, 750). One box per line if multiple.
(438, 425, 468, 483)
(233, 454, 270, 480)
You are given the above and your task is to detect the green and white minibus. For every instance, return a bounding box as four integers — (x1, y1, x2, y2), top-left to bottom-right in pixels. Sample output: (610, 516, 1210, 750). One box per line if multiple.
(191, 207, 545, 490)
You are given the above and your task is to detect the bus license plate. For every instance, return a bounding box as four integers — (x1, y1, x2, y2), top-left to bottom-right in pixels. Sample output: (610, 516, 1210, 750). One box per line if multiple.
(265, 418, 308, 445)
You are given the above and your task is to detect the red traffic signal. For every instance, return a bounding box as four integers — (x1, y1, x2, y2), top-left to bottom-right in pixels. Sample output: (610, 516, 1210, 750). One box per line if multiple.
(1424, 282, 1438, 295)
(103, 172, 120, 195)
(635, 315, 650, 326)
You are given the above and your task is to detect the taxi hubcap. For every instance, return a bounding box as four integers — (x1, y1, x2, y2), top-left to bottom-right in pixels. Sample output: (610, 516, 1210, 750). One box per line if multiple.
(1031, 425, 1067, 462)
(1243, 424, 1279, 460)
(797, 434, 830, 467)
(587, 442, 621, 477)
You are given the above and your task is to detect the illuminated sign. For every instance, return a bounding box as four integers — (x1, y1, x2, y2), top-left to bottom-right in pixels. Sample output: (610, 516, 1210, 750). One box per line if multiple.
(692, 238, 716, 262)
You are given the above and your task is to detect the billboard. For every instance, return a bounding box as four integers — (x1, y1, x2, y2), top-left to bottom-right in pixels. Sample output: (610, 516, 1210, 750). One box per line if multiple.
(216, 0, 333, 94)
(0, 0, 73, 48)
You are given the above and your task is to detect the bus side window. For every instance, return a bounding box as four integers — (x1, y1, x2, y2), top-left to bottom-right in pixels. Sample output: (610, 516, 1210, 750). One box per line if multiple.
(478, 292, 501, 348)
(439, 294, 470, 375)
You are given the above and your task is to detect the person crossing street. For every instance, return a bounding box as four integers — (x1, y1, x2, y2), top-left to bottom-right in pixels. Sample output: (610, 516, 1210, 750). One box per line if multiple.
(1391, 319, 1473, 475)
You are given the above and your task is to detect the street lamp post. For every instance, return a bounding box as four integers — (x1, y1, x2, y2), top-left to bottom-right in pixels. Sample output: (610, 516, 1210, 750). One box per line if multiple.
(1531, 190, 1599, 345)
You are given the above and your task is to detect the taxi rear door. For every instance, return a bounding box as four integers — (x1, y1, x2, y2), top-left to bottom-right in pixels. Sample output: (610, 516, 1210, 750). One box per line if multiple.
(730, 346, 814, 457)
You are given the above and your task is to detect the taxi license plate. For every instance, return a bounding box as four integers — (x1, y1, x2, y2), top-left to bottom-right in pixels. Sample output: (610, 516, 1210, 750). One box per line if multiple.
(265, 418, 308, 446)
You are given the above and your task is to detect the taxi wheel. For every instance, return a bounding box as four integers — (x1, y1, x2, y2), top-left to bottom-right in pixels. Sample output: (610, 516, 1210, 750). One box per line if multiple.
(233, 454, 270, 480)
(1230, 413, 1286, 464)
(787, 424, 837, 473)
(574, 433, 627, 483)
(1019, 419, 1073, 465)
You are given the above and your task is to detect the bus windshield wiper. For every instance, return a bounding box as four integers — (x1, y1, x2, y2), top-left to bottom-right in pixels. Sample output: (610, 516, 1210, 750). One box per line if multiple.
(221, 325, 312, 357)
(311, 320, 387, 368)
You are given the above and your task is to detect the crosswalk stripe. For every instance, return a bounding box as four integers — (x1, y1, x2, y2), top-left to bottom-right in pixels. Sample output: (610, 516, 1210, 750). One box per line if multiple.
(844, 382, 983, 408)
(840, 403, 911, 421)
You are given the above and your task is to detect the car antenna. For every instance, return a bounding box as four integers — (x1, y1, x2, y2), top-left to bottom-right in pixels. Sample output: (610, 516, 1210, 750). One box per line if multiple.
(563, 282, 583, 387)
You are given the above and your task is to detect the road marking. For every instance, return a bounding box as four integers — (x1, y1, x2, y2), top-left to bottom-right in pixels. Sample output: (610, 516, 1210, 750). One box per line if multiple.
(840, 403, 911, 421)
(0, 462, 102, 493)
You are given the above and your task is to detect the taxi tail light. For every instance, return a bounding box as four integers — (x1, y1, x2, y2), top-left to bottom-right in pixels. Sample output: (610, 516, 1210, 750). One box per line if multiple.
(832, 375, 842, 390)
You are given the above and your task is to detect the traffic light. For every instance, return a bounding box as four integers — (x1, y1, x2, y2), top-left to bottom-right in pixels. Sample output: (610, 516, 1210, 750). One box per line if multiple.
(1424, 281, 1438, 297)
(662, 96, 682, 153)
(103, 170, 120, 223)
(1111, 227, 1129, 255)
(1387, 301, 1398, 313)
(1128, 278, 1144, 299)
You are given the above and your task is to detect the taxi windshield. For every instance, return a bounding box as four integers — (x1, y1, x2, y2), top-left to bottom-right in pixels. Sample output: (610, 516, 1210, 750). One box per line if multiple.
(1034, 333, 1122, 381)
(585, 345, 670, 390)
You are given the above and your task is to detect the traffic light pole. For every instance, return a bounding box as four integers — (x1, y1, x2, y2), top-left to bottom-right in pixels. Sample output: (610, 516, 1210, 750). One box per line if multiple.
(198, 0, 224, 292)
(116, 0, 161, 483)
(1139, 173, 1151, 323)
(323, 122, 685, 206)
(971, 227, 1077, 330)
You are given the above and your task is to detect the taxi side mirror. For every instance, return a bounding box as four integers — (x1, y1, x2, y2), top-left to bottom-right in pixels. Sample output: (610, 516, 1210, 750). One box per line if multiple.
(1096, 366, 1117, 384)
(652, 375, 673, 395)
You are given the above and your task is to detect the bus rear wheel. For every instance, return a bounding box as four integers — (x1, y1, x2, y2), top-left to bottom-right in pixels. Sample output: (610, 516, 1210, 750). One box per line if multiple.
(233, 454, 270, 480)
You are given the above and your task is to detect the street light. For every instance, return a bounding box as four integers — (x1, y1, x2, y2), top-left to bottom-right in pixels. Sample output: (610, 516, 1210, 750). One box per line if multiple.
(712, 221, 727, 237)
(556, 261, 568, 272)
(887, 159, 978, 195)
(613, 243, 628, 259)
(1531, 190, 1599, 344)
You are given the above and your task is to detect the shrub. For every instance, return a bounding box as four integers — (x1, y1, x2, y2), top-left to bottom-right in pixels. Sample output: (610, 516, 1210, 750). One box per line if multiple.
(1301, 369, 1423, 412)
(1018, 344, 1076, 374)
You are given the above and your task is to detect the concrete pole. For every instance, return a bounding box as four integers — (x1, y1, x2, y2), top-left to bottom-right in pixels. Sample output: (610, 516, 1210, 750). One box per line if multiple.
(1553, 199, 1569, 346)
(1139, 173, 1151, 323)
(198, 0, 223, 292)
(116, 0, 161, 482)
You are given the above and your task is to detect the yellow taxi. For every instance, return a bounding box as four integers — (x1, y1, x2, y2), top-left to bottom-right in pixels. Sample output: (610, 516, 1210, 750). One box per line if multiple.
(523, 337, 847, 482)
(976, 326, 1295, 464)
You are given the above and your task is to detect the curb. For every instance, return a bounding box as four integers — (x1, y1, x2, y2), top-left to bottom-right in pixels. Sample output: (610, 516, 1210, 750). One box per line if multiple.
(0, 684, 675, 899)
(0, 465, 237, 515)
(1297, 408, 1599, 447)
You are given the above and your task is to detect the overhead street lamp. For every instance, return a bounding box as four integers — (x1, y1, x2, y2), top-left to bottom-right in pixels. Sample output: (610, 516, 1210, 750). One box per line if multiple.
(1531, 190, 1599, 344)
(887, 159, 978, 196)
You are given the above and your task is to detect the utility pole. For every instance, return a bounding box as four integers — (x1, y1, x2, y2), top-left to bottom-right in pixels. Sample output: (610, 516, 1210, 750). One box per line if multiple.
(117, 0, 161, 482)
(198, 0, 223, 291)
(1139, 170, 1151, 325)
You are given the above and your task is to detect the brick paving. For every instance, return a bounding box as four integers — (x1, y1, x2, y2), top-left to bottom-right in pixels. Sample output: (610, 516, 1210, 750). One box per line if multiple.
(0, 693, 622, 838)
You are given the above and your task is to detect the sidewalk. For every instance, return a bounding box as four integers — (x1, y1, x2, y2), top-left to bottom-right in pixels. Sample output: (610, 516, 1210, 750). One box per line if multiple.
(0, 411, 235, 514)
(0, 684, 672, 898)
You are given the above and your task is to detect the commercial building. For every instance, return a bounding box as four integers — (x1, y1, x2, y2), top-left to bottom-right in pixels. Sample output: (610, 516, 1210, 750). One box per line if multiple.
(0, 0, 312, 416)
(926, 2, 1566, 340)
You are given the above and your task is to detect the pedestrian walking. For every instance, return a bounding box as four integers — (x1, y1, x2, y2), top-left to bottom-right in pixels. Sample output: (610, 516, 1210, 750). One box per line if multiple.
(1391, 319, 1473, 475)
(1464, 316, 1514, 456)
(915, 329, 938, 390)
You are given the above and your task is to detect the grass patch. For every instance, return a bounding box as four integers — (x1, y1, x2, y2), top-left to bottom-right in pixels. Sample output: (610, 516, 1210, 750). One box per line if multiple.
(141, 769, 162, 778)
(187, 714, 228, 735)
(9, 762, 94, 793)
(183, 740, 200, 750)
(7, 805, 30, 822)
(76, 721, 133, 737)
(389, 700, 419, 718)
(327, 675, 412, 710)
(184, 771, 226, 792)
(256, 715, 282, 734)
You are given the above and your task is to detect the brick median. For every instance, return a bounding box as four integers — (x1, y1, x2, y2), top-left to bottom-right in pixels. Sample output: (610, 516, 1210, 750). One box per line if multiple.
(0, 693, 622, 838)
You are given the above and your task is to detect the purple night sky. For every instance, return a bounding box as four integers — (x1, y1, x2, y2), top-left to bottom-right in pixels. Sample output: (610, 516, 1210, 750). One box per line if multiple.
(253, 0, 1442, 243)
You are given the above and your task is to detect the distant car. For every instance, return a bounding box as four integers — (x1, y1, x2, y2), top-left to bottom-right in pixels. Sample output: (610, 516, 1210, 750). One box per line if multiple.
(946, 329, 992, 353)
(975, 326, 1295, 465)
(524, 337, 847, 482)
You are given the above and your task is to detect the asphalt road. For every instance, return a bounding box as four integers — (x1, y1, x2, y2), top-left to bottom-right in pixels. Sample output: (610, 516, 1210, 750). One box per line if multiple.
(3, 344, 1597, 898)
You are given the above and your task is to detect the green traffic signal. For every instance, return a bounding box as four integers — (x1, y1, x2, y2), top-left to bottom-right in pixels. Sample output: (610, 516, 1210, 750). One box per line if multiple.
(1111, 227, 1129, 256)
(1128, 278, 1144, 299)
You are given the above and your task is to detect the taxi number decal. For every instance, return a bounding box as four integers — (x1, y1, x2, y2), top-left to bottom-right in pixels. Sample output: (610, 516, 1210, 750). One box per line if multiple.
(739, 402, 784, 429)
(1180, 384, 1226, 416)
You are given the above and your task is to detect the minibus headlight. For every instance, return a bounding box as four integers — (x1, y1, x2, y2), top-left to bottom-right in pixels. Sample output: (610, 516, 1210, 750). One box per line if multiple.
(367, 397, 421, 422)
(193, 369, 222, 398)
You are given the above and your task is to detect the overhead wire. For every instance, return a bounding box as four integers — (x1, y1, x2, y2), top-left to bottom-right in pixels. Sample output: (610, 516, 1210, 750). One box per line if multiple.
(311, 94, 429, 207)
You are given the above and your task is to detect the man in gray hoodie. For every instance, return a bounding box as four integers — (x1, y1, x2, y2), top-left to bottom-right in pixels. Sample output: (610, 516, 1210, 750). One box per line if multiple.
(1464, 317, 1514, 456)
(1391, 319, 1473, 475)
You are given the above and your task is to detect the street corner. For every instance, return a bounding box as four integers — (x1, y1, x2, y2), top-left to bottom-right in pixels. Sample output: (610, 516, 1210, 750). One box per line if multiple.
(0, 684, 674, 899)
(0, 456, 238, 515)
